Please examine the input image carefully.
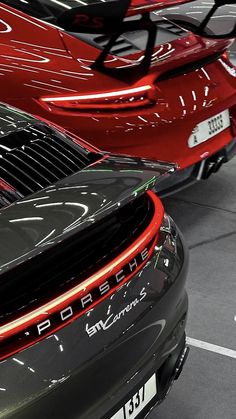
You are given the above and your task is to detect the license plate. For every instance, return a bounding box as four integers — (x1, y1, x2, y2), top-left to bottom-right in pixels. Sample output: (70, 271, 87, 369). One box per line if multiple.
(188, 109, 230, 148)
(110, 374, 157, 419)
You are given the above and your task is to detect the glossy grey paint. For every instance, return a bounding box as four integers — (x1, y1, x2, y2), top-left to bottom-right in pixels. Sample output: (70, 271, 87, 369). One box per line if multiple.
(0, 219, 188, 419)
(0, 155, 175, 274)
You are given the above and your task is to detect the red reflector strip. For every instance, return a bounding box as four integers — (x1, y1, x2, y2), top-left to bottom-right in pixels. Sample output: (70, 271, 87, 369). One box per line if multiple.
(0, 178, 16, 192)
(0, 191, 163, 360)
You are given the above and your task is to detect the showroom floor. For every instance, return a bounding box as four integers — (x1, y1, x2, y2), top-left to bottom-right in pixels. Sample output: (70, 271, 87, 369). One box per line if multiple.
(149, 156, 236, 418)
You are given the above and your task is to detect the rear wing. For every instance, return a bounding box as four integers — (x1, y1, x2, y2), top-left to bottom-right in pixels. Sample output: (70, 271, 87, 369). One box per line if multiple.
(57, 0, 236, 82)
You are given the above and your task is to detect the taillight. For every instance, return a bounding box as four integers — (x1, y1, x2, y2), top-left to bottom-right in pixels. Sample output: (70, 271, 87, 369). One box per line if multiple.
(39, 84, 157, 112)
(222, 50, 229, 60)
(231, 110, 236, 137)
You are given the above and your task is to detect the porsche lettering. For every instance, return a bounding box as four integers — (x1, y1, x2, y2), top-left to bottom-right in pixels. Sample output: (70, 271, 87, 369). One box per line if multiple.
(35, 247, 150, 337)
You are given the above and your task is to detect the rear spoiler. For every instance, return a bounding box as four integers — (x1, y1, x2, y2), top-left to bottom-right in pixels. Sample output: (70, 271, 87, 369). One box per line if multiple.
(57, 0, 236, 83)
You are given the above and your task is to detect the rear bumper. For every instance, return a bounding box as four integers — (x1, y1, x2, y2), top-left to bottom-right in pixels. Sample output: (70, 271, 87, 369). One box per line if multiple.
(156, 137, 236, 196)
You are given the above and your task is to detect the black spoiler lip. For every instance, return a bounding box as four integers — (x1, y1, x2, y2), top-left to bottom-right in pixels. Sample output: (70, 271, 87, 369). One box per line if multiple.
(0, 154, 176, 274)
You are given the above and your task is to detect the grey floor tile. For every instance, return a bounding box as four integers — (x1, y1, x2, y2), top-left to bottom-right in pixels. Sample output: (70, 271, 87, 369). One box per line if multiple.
(165, 159, 236, 213)
(149, 348, 236, 419)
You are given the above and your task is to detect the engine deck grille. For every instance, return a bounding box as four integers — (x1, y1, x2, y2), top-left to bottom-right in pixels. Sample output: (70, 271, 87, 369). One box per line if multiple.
(0, 124, 96, 207)
(75, 19, 187, 57)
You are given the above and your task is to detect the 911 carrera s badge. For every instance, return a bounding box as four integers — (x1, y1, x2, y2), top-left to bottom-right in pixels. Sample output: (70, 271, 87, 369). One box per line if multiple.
(86, 287, 147, 337)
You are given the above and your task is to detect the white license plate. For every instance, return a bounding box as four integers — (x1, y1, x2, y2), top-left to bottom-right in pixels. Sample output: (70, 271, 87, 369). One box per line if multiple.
(188, 109, 230, 148)
(110, 374, 157, 419)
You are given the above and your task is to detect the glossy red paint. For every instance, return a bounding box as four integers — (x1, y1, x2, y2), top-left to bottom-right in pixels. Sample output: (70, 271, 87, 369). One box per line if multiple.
(0, 190, 163, 360)
(127, 0, 194, 16)
(0, 3, 235, 171)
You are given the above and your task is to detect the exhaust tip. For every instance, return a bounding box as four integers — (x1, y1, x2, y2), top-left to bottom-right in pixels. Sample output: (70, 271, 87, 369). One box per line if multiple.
(158, 340, 189, 398)
(203, 155, 225, 179)
(174, 345, 190, 381)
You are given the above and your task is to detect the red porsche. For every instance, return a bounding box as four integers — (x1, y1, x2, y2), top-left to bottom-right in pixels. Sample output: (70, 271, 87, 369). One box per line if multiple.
(0, 0, 235, 194)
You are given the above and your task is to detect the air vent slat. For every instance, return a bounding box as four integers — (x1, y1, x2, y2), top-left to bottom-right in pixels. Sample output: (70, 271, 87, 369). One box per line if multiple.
(5, 153, 48, 189)
(34, 141, 75, 174)
(23, 147, 61, 181)
(50, 138, 89, 167)
(0, 163, 33, 195)
(91, 19, 186, 58)
(2, 157, 40, 192)
(94, 35, 110, 44)
(16, 150, 53, 183)
(111, 45, 137, 54)
(31, 143, 71, 176)
(0, 190, 17, 206)
(111, 39, 130, 47)
(39, 140, 81, 171)
(0, 123, 97, 209)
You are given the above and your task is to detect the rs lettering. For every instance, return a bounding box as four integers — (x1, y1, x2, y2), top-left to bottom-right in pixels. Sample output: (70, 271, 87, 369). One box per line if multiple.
(73, 14, 104, 29)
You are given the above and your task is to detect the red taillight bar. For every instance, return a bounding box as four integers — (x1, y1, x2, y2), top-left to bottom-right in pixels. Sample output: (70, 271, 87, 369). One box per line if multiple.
(41, 85, 152, 103)
(39, 85, 156, 111)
